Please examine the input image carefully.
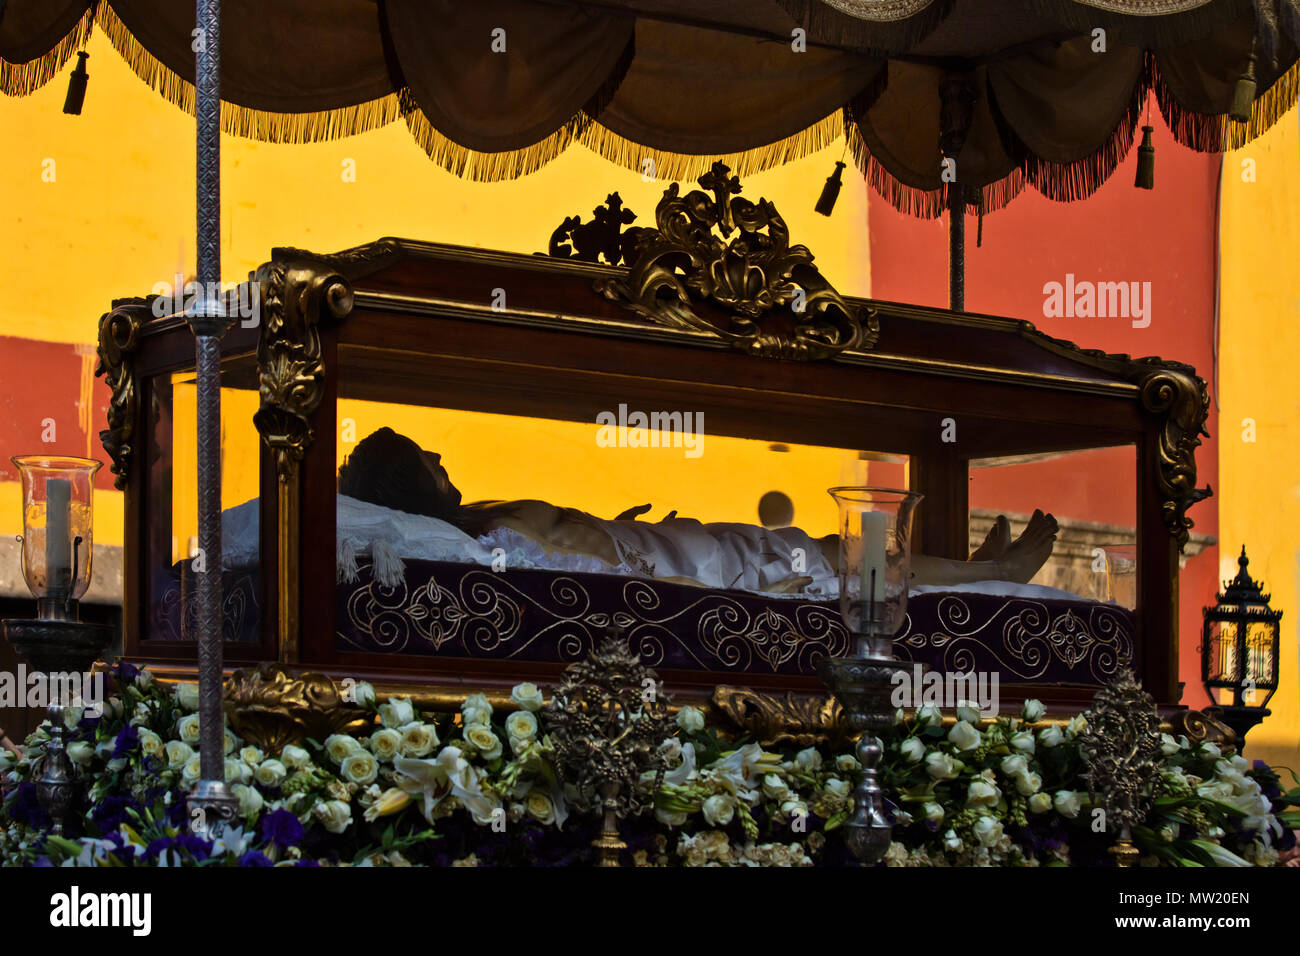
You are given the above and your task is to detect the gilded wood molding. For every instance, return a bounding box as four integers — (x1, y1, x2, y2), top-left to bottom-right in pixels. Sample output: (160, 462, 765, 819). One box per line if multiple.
(223, 665, 372, 753)
(94, 299, 153, 489)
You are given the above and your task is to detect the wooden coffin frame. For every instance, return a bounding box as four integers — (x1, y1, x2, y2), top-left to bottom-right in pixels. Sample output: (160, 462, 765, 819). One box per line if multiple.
(95, 171, 1212, 730)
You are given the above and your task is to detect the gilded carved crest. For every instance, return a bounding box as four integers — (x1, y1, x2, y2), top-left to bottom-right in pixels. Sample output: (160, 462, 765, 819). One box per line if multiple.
(595, 162, 877, 360)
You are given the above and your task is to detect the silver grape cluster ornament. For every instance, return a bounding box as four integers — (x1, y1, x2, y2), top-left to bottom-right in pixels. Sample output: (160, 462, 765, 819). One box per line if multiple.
(547, 633, 675, 865)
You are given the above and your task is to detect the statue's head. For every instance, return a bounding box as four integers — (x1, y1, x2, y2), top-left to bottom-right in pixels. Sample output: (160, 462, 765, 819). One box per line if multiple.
(338, 427, 462, 519)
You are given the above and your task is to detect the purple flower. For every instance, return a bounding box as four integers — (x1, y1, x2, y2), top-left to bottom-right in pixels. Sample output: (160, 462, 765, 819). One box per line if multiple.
(293, 858, 320, 867)
(261, 808, 304, 848)
(143, 833, 212, 863)
(112, 725, 140, 759)
(238, 850, 274, 867)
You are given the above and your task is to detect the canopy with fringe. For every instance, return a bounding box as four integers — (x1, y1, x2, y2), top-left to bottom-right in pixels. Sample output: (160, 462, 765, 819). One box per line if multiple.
(2, 0, 1297, 216)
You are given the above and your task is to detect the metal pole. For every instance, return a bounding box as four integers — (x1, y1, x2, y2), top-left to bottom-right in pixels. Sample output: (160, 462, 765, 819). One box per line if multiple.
(187, 0, 238, 835)
(947, 189, 964, 312)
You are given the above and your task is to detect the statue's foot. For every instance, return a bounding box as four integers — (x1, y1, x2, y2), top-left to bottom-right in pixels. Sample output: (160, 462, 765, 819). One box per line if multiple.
(997, 510, 1059, 584)
(970, 514, 1011, 561)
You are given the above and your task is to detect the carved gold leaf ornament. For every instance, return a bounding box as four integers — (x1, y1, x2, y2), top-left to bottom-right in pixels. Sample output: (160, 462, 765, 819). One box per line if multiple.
(710, 686, 846, 748)
(596, 161, 878, 360)
(223, 665, 372, 754)
(94, 300, 151, 489)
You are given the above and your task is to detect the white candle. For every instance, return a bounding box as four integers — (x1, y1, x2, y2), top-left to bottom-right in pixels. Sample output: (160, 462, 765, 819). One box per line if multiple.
(860, 510, 888, 610)
(46, 478, 72, 592)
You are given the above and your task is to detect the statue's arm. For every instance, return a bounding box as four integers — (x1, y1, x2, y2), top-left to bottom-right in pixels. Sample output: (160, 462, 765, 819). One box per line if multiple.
(486, 500, 622, 566)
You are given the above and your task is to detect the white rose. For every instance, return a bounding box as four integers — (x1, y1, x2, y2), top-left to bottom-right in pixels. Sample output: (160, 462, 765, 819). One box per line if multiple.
(835, 755, 860, 773)
(525, 790, 556, 825)
(324, 734, 364, 764)
(676, 706, 706, 734)
(504, 711, 538, 743)
(138, 729, 163, 758)
(1015, 772, 1042, 796)
(510, 683, 545, 713)
(972, 815, 1003, 847)
(926, 752, 958, 780)
(1200, 742, 1221, 759)
(182, 755, 202, 784)
(351, 681, 377, 709)
(255, 759, 288, 788)
(956, 700, 982, 724)
(824, 777, 851, 799)
(461, 693, 493, 728)
(239, 746, 264, 767)
(165, 740, 193, 770)
(224, 730, 239, 756)
(313, 799, 353, 834)
(917, 704, 942, 725)
(1053, 789, 1083, 818)
(399, 723, 440, 758)
(67, 741, 95, 765)
(378, 698, 416, 729)
(224, 758, 244, 784)
(1065, 715, 1088, 738)
(1009, 730, 1035, 754)
(1028, 791, 1053, 814)
(1000, 754, 1029, 779)
(702, 794, 736, 826)
(656, 806, 688, 827)
(369, 728, 402, 761)
(947, 720, 981, 752)
(942, 828, 963, 852)
(340, 752, 379, 786)
(900, 737, 927, 763)
(1021, 699, 1046, 722)
(231, 782, 263, 818)
(795, 747, 822, 772)
(174, 682, 200, 712)
(762, 774, 790, 802)
(966, 779, 1000, 808)
(463, 724, 503, 761)
(1038, 725, 1063, 748)
(136, 668, 156, 690)
(281, 744, 311, 770)
(923, 801, 944, 823)
(177, 713, 201, 744)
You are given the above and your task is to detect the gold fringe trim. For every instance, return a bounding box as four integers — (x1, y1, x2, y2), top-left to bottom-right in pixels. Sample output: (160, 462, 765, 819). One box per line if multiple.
(401, 99, 584, 182)
(95, 2, 404, 143)
(0, 5, 94, 97)
(578, 110, 848, 184)
(1153, 52, 1300, 152)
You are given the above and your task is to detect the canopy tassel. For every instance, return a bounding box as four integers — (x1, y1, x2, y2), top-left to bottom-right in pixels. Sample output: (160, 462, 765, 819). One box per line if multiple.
(62, 51, 89, 115)
(815, 160, 846, 216)
(1134, 125, 1155, 190)
(1230, 39, 1258, 123)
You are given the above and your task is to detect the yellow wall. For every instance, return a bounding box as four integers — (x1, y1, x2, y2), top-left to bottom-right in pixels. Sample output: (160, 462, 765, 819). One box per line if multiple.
(0, 32, 871, 552)
(1220, 111, 1300, 773)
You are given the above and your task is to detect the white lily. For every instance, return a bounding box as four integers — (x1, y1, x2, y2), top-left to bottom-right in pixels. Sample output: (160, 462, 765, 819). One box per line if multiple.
(393, 746, 470, 822)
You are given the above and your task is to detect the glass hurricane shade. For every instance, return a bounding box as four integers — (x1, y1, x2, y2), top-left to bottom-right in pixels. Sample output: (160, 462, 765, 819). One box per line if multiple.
(11, 456, 101, 615)
(827, 487, 922, 654)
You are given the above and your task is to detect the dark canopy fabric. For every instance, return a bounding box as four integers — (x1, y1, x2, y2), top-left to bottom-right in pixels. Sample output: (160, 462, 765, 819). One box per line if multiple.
(2, 0, 1297, 215)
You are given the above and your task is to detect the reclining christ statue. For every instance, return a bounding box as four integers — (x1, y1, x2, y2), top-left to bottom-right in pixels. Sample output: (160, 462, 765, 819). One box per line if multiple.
(337, 428, 1059, 594)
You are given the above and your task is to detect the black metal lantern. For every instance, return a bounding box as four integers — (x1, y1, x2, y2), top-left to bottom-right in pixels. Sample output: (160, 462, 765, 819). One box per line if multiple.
(1200, 546, 1282, 746)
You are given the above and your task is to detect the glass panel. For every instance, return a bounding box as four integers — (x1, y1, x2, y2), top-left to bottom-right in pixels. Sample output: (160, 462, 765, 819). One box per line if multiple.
(146, 361, 261, 642)
(968, 446, 1138, 602)
(332, 398, 910, 599)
